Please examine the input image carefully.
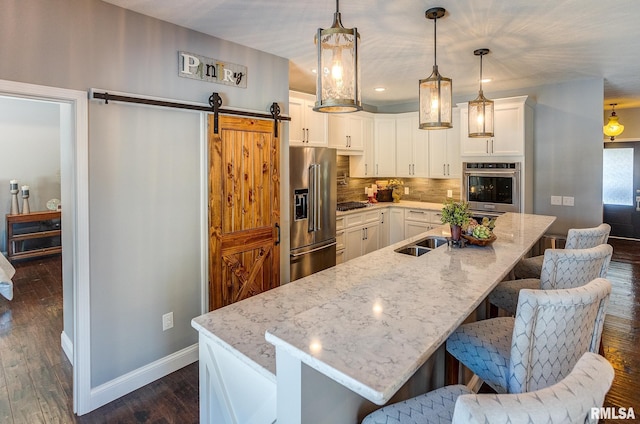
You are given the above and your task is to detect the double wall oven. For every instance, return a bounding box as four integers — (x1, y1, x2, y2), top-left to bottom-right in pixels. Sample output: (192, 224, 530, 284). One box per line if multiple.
(463, 162, 521, 216)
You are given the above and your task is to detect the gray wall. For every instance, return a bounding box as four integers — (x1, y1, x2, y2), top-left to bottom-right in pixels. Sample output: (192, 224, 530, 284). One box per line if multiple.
(0, 97, 61, 252)
(0, 0, 289, 390)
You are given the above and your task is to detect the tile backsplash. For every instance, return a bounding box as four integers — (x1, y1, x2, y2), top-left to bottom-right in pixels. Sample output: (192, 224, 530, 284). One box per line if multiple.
(337, 155, 461, 203)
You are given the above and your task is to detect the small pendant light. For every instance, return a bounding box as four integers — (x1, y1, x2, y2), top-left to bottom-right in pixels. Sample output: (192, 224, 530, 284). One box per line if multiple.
(603, 103, 624, 141)
(419, 7, 452, 130)
(314, 0, 362, 113)
(468, 48, 494, 138)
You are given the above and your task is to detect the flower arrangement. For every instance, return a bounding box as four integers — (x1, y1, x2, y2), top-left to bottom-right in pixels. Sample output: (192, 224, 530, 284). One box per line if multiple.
(387, 178, 404, 189)
(440, 199, 471, 227)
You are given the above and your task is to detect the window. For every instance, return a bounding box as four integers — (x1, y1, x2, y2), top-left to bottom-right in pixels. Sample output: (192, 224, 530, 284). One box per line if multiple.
(603, 148, 633, 205)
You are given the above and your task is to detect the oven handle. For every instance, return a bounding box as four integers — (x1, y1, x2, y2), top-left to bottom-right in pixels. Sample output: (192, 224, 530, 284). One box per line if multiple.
(464, 170, 519, 176)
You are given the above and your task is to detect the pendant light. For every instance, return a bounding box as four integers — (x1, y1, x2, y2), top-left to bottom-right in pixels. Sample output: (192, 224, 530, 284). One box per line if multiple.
(603, 103, 624, 141)
(314, 0, 362, 113)
(468, 48, 494, 138)
(419, 7, 452, 130)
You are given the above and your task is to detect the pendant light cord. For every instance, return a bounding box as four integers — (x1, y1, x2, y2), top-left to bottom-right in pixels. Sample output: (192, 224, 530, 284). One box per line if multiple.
(479, 53, 483, 92)
(433, 15, 438, 67)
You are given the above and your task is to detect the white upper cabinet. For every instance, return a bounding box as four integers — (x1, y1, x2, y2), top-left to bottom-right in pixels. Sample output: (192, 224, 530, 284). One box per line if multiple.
(429, 107, 461, 178)
(349, 115, 375, 177)
(396, 112, 429, 177)
(459, 96, 531, 157)
(289, 91, 328, 146)
(328, 111, 370, 154)
(373, 115, 397, 177)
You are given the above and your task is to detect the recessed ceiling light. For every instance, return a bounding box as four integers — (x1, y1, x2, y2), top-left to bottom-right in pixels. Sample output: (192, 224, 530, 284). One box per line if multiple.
(481, 78, 492, 83)
(374, 87, 385, 92)
(312, 69, 317, 74)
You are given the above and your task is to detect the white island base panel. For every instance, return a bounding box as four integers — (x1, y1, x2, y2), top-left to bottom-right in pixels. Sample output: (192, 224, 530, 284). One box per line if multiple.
(275, 345, 447, 424)
(198, 331, 276, 424)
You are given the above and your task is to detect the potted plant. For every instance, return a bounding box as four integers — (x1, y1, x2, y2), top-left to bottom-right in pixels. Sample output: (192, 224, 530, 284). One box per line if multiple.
(441, 199, 471, 241)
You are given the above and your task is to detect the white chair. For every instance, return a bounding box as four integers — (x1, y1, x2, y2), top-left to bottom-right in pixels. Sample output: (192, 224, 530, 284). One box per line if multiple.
(514, 223, 610, 279)
(361, 352, 613, 424)
(489, 243, 612, 316)
(447, 278, 611, 395)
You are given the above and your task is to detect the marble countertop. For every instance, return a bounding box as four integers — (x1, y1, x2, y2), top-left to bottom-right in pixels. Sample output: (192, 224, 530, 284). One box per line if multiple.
(192, 212, 555, 403)
(337, 200, 444, 217)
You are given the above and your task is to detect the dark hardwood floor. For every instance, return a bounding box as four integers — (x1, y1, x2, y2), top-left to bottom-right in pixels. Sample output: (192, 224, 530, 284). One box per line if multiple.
(0, 238, 638, 423)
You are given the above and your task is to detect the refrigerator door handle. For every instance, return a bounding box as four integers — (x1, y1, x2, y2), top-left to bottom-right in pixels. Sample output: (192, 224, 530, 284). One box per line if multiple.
(315, 164, 321, 231)
(290, 241, 337, 257)
(308, 164, 315, 232)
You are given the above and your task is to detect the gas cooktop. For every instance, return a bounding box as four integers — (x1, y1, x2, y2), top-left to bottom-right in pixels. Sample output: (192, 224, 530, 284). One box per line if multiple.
(337, 201, 368, 212)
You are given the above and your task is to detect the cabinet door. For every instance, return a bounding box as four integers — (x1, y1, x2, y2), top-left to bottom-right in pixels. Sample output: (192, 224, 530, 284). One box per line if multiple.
(344, 225, 364, 262)
(447, 110, 461, 178)
(389, 208, 404, 244)
(491, 103, 523, 156)
(328, 114, 348, 149)
(304, 101, 328, 146)
(362, 223, 380, 255)
(428, 130, 448, 178)
(404, 221, 430, 239)
(374, 117, 396, 176)
(336, 249, 345, 265)
(379, 208, 390, 248)
(459, 106, 491, 156)
(395, 115, 413, 177)
(412, 115, 430, 177)
(289, 96, 306, 145)
(347, 115, 364, 151)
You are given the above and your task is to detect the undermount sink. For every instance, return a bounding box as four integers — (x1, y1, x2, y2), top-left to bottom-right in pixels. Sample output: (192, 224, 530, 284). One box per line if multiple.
(415, 236, 449, 249)
(394, 236, 449, 257)
(395, 246, 431, 257)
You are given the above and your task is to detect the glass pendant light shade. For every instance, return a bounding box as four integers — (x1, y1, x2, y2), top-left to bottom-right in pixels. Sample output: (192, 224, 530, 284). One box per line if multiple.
(419, 7, 452, 130)
(314, 0, 362, 113)
(419, 66, 452, 129)
(468, 48, 494, 137)
(603, 104, 624, 141)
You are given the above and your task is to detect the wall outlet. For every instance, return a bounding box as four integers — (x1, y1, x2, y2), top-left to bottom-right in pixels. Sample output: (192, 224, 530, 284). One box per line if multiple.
(364, 187, 369, 194)
(162, 312, 174, 331)
(404, 187, 409, 195)
(447, 189, 453, 198)
(562, 196, 575, 206)
(551, 195, 562, 205)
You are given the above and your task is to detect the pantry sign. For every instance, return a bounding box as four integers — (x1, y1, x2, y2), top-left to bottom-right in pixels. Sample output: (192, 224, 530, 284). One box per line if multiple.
(178, 51, 247, 88)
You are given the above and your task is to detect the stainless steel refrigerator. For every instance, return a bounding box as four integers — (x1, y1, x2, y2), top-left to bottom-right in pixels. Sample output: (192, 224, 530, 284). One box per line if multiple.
(290, 146, 337, 281)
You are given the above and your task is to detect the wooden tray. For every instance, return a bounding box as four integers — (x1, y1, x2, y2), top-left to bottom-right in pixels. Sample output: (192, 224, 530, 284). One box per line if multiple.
(462, 233, 497, 246)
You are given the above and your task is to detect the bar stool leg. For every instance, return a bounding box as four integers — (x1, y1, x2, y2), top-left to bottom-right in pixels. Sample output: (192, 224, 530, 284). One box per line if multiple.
(445, 351, 460, 385)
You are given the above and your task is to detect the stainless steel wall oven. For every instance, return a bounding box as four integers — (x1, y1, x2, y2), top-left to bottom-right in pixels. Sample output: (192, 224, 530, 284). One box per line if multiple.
(463, 162, 521, 214)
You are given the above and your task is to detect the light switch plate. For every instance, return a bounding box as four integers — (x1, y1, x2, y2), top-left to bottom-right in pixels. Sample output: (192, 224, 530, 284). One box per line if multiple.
(447, 189, 453, 198)
(562, 196, 575, 206)
(404, 187, 409, 195)
(551, 196, 562, 205)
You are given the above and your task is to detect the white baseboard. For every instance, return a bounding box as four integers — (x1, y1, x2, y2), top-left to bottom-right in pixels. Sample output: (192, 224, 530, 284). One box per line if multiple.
(86, 343, 198, 414)
(61, 331, 74, 365)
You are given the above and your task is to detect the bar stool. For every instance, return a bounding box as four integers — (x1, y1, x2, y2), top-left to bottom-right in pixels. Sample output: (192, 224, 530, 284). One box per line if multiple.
(361, 352, 613, 424)
(489, 243, 612, 316)
(514, 223, 610, 279)
(446, 278, 610, 395)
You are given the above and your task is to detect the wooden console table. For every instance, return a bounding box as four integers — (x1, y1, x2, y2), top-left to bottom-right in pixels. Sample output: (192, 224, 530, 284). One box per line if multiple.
(6, 211, 62, 261)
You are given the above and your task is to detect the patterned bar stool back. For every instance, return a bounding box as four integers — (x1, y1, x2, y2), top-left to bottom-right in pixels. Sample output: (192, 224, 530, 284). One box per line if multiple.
(565, 223, 611, 249)
(508, 278, 611, 393)
(539, 243, 613, 290)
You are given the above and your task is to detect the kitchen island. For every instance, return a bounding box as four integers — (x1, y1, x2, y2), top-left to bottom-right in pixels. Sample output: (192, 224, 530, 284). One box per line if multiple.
(191, 212, 555, 424)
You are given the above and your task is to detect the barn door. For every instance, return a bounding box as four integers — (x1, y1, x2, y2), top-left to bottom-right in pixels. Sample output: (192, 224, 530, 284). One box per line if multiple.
(208, 115, 280, 311)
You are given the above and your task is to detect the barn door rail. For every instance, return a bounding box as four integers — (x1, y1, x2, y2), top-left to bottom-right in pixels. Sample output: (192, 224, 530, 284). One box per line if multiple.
(91, 90, 289, 136)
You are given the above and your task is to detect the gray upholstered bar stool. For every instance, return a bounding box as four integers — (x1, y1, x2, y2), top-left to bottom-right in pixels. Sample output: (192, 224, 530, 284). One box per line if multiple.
(361, 352, 613, 424)
(514, 223, 611, 279)
(446, 278, 610, 395)
(489, 243, 612, 316)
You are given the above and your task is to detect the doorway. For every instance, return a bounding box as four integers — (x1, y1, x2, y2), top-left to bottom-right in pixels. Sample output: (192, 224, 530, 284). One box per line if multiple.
(0, 79, 90, 414)
(603, 141, 640, 240)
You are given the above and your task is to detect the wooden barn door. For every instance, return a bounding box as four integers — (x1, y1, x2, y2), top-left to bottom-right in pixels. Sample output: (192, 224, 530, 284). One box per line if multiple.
(208, 115, 280, 311)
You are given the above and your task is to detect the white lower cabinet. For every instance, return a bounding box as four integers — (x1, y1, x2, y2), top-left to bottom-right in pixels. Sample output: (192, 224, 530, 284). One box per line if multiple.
(379, 208, 390, 248)
(343, 210, 381, 262)
(389, 208, 405, 244)
(404, 209, 444, 239)
(336, 216, 345, 264)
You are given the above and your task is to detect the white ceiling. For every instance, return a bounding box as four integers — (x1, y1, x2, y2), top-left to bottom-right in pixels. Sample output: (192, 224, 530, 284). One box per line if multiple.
(101, 0, 640, 110)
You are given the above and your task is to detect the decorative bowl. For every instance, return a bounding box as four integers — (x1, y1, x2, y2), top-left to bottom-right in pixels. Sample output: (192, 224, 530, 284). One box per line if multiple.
(461, 233, 497, 246)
